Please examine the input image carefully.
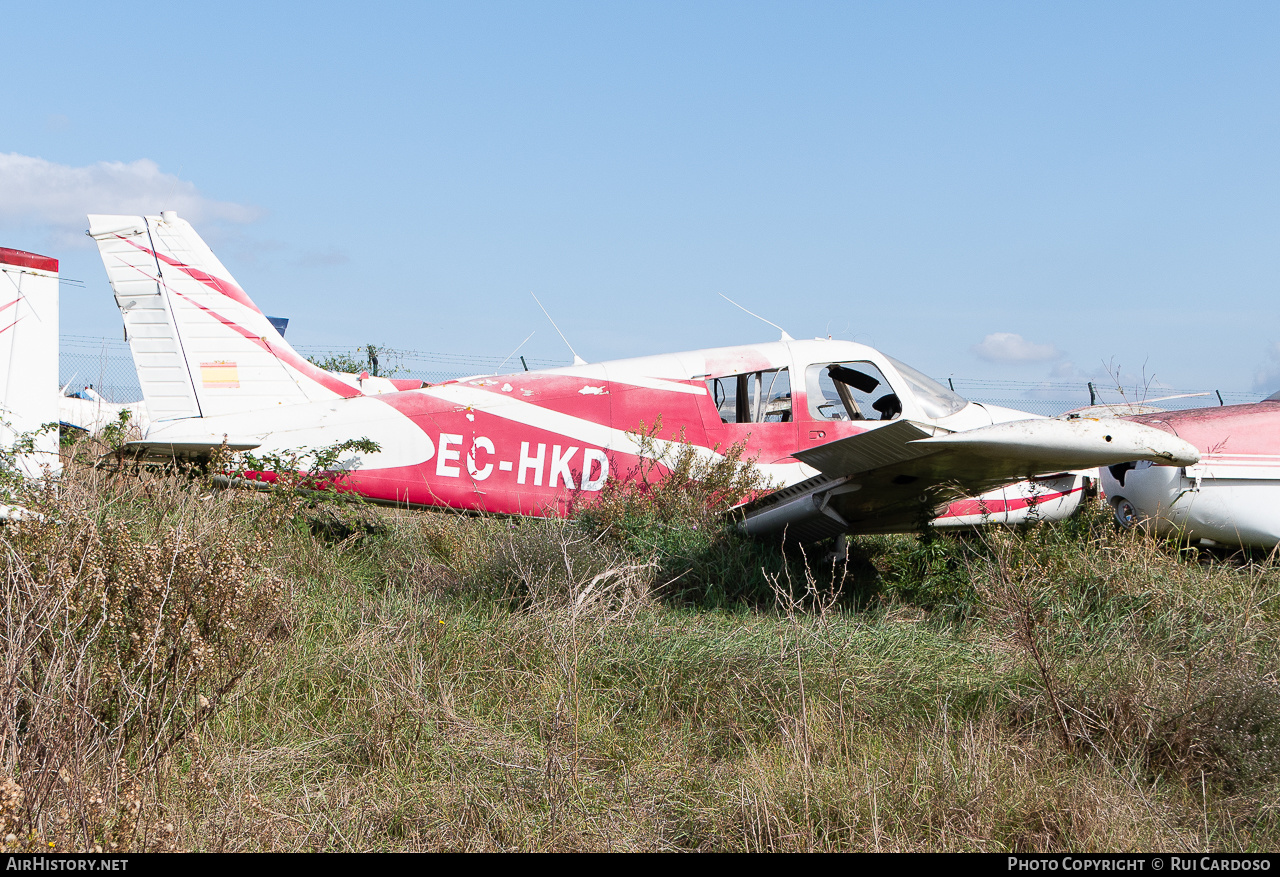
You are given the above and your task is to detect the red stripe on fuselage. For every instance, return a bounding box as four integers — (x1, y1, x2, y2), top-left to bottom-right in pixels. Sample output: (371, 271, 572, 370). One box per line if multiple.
(940, 487, 1079, 519)
(321, 438, 648, 517)
(337, 389, 662, 514)
(431, 372, 812, 471)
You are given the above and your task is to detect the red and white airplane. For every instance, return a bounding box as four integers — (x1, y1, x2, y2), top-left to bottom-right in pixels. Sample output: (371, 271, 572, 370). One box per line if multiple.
(1099, 398, 1280, 548)
(0, 246, 60, 485)
(88, 212, 1199, 543)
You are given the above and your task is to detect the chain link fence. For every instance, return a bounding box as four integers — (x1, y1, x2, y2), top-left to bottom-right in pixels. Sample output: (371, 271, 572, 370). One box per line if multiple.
(60, 336, 143, 403)
(289, 345, 569, 387)
(945, 377, 1265, 418)
(60, 337, 1268, 415)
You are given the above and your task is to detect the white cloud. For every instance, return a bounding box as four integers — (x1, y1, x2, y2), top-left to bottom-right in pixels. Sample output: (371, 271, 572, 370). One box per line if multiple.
(1253, 342, 1280, 394)
(971, 332, 1063, 363)
(0, 153, 260, 244)
(1048, 359, 1085, 380)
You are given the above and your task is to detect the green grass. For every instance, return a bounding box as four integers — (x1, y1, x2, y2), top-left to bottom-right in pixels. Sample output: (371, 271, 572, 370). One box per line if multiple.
(3, 454, 1280, 851)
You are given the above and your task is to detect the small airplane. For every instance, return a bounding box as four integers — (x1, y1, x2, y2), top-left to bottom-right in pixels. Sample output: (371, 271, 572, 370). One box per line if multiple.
(87, 211, 1199, 543)
(60, 384, 150, 436)
(0, 246, 60, 517)
(1098, 396, 1280, 549)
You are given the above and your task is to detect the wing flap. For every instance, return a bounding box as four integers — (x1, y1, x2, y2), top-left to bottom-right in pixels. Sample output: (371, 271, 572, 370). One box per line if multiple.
(792, 419, 947, 476)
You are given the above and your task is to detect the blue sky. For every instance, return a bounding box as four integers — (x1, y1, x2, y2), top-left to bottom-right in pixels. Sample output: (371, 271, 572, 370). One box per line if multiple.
(4, 2, 1280, 398)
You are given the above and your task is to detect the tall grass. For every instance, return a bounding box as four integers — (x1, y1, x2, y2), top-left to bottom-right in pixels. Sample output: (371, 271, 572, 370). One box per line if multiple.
(0, 441, 1277, 850)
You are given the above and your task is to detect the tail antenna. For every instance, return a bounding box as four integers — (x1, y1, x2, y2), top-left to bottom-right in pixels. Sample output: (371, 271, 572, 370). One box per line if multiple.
(531, 293, 586, 365)
(718, 293, 794, 341)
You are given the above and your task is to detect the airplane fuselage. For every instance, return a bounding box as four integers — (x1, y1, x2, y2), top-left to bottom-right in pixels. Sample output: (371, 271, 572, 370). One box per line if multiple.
(1101, 399, 1280, 547)
(140, 338, 1082, 525)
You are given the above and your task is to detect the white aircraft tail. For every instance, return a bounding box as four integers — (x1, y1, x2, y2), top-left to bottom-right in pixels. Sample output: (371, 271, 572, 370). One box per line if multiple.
(88, 212, 362, 423)
(0, 248, 60, 478)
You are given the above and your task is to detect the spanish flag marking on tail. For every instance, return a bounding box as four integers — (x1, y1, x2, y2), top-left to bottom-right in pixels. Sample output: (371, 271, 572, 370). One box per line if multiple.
(201, 361, 240, 389)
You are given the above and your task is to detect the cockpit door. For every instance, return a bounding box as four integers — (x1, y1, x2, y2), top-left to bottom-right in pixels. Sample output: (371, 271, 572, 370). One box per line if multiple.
(796, 359, 904, 453)
(700, 367, 798, 464)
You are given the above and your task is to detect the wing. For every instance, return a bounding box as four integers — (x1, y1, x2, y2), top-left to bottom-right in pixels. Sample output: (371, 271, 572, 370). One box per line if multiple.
(739, 417, 1201, 542)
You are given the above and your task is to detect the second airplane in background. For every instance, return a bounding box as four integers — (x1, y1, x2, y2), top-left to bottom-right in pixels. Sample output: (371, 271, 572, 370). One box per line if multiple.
(1099, 396, 1280, 549)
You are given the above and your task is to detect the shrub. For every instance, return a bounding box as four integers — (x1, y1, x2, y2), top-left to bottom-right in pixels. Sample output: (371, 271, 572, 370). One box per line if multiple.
(0, 472, 291, 850)
(569, 419, 855, 607)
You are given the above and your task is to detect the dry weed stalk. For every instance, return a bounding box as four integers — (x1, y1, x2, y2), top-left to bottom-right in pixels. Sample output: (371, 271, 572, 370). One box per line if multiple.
(983, 537, 1074, 752)
(765, 537, 849, 623)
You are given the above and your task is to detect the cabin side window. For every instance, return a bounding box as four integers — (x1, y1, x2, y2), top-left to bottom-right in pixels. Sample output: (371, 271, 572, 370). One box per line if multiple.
(706, 368, 792, 424)
(805, 361, 901, 421)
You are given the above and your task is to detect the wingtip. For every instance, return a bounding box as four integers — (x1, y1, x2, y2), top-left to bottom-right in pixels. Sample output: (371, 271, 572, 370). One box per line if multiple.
(1150, 444, 1201, 467)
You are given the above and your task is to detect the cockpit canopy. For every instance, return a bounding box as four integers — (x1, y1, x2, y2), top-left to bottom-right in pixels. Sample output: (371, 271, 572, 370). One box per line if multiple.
(701, 348, 969, 425)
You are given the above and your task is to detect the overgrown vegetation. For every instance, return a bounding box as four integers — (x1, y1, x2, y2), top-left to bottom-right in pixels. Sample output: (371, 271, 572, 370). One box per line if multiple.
(571, 419, 806, 606)
(304, 345, 398, 377)
(1, 432, 1278, 851)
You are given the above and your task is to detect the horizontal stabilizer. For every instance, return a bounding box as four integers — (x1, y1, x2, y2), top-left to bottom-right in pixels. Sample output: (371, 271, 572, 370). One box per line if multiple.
(122, 439, 262, 462)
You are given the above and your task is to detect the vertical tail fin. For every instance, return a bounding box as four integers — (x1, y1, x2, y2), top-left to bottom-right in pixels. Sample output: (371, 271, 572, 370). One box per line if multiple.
(0, 248, 59, 478)
(88, 212, 362, 423)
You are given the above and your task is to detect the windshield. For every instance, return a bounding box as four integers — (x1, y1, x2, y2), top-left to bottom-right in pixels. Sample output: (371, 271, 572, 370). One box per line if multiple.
(884, 355, 969, 419)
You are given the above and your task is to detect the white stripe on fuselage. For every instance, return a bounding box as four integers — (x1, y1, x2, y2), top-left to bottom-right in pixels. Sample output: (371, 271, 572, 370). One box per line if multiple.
(541, 368, 709, 396)
(416, 383, 719, 463)
(143, 378, 806, 484)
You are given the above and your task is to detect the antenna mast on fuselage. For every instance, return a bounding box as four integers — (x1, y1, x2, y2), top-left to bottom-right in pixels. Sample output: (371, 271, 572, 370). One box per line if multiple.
(497, 331, 536, 373)
(531, 293, 586, 366)
(718, 293, 794, 342)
